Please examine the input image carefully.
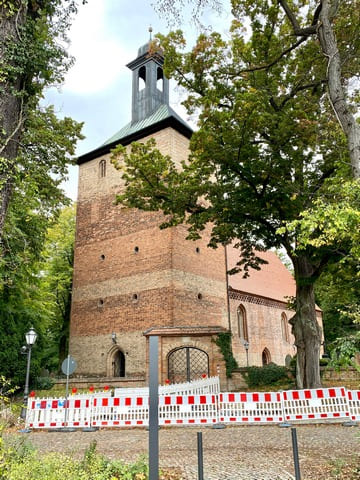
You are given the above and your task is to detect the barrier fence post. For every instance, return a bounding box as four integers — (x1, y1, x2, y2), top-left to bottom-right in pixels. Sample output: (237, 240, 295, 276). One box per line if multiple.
(149, 335, 159, 480)
(197, 432, 204, 480)
(291, 427, 301, 480)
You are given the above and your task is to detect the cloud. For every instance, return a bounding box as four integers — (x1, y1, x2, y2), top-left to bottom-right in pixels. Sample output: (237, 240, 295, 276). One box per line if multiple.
(64, 2, 129, 94)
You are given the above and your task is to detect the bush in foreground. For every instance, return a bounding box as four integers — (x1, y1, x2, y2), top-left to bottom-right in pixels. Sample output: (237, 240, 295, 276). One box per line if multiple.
(0, 437, 180, 480)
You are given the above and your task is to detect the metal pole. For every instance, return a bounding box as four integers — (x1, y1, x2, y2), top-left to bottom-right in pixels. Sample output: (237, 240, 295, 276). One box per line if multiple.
(64, 354, 70, 427)
(197, 432, 204, 480)
(21, 346, 32, 419)
(246, 348, 249, 367)
(291, 427, 301, 480)
(149, 335, 159, 480)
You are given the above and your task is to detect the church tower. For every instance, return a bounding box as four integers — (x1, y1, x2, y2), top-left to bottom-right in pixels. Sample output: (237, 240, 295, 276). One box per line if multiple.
(69, 39, 229, 386)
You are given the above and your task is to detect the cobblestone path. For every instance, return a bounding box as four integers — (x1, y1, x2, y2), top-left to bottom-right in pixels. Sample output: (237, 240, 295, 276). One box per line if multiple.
(21, 424, 359, 479)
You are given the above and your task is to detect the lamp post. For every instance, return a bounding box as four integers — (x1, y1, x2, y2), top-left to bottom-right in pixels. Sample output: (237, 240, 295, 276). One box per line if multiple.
(20, 327, 37, 420)
(243, 340, 249, 367)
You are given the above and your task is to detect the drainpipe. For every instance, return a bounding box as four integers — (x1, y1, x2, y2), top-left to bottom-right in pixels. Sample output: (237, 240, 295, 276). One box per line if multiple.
(224, 243, 231, 332)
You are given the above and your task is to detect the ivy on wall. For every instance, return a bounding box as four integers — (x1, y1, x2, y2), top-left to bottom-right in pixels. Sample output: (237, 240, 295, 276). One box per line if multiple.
(214, 332, 238, 378)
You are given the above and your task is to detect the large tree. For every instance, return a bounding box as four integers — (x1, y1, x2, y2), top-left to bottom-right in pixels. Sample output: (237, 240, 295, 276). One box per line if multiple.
(155, 0, 360, 179)
(40, 204, 75, 371)
(0, 105, 80, 386)
(112, 1, 359, 388)
(0, 0, 85, 239)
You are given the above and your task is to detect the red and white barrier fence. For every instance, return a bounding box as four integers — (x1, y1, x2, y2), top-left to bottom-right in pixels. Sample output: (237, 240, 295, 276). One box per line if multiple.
(91, 396, 149, 427)
(347, 390, 360, 422)
(25, 387, 360, 429)
(218, 392, 284, 423)
(282, 387, 349, 422)
(159, 394, 218, 425)
(26, 397, 91, 429)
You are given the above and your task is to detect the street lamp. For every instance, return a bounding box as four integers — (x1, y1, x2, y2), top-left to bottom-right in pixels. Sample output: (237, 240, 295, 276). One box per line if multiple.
(20, 327, 37, 420)
(243, 340, 249, 367)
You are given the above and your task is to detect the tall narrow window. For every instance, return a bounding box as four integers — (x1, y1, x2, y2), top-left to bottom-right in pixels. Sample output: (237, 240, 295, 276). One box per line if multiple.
(157, 67, 163, 92)
(138, 66, 146, 91)
(237, 304, 249, 342)
(99, 159, 106, 178)
(262, 348, 271, 365)
(281, 312, 290, 343)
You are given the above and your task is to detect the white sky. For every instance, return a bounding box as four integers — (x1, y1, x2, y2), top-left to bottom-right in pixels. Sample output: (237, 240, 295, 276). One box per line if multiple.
(46, 0, 232, 200)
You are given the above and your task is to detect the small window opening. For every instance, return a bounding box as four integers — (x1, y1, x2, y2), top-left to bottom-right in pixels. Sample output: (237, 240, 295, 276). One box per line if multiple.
(100, 254, 105, 261)
(195, 247, 200, 254)
(157, 67, 163, 92)
(197, 293, 202, 300)
(132, 293, 138, 301)
(134, 246, 139, 253)
(98, 299, 104, 307)
(138, 66, 146, 91)
(99, 159, 106, 178)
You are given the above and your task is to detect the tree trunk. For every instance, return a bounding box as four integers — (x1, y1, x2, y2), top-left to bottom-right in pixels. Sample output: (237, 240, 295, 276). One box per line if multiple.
(289, 255, 322, 389)
(0, 3, 28, 237)
(317, 0, 360, 179)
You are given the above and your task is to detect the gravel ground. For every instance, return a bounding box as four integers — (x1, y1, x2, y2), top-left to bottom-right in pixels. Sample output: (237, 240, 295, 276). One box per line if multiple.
(13, 423, 360, 479)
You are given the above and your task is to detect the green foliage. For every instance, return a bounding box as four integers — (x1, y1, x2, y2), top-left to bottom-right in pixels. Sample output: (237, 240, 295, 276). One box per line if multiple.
(315, 259, 360, 344)
(244, 363, 289, 388)
(327, 333, 360, 371)
(34, 377, 54, 391)
(38, 205, 76, 371)
(0, 436, 179, 480)
(213, 332, 238, 378)
(282, 179, 360, 260)
(0, 0, 83, 386)
(0, 205, 76, 385)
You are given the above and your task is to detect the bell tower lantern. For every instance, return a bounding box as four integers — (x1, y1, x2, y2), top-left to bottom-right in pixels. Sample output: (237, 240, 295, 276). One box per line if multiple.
(127, 33, 170, 124)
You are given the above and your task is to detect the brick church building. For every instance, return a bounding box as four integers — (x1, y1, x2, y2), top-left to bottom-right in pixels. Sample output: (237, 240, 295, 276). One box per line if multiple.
(69, 40, 316, 387)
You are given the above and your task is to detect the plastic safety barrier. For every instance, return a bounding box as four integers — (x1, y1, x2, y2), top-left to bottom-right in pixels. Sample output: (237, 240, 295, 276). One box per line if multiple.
(159, 394, 218, 425)
(91, 396, 149, 427)
(25, 387, 359, 430)
(218, 392, 284, 423)
(282, 387, 349, 422)
(347, 390, 360, 422)
(26, 397, 91, 429)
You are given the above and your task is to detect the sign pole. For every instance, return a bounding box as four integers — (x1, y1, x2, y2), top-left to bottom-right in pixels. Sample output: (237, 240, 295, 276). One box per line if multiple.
(64, 354, 70, 427)
(149, 335, 159, 480)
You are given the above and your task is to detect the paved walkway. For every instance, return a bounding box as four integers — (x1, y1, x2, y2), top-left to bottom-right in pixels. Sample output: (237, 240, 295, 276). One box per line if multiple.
(20, 424, 359, 479)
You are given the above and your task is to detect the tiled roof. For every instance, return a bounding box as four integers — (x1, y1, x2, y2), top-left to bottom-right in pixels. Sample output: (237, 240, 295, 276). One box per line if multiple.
(227, 247, 296, 303)
(102, 104, 191, 147)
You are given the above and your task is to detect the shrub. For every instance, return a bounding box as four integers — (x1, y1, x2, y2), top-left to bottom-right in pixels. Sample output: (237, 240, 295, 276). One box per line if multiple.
(244, 363, 289, 388)
(0, 436, 181, 480)
(34, 377, 54, 390)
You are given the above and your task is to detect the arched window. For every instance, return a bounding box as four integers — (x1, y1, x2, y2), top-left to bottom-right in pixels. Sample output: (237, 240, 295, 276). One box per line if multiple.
(281, 312, 290, 343)
(157, 67, 163, 92)
(112, 350, 125, 377)
(138, 66, 146, 90)
(168, 347, 209, 384)
(99, 159, 106, 178)
(237, 305, 249, 342)
(262, 348, 271, 366)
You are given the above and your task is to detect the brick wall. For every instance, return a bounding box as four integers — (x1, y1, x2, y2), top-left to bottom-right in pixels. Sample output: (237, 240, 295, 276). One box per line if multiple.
(70, 127, 228, 377)
(229, 297, 296, 367)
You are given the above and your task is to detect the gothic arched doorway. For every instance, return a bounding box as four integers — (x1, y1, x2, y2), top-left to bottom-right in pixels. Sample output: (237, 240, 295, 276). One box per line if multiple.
(112, 350, 125, 377)
(168, 347, 209, 384)
(262, 348, 271, 366)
